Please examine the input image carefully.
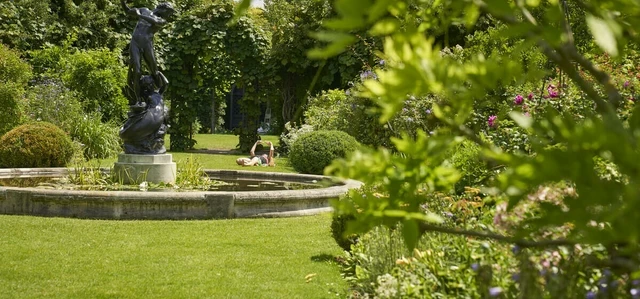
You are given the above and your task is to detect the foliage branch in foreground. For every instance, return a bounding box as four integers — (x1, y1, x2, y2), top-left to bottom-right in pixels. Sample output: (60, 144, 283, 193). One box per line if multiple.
(305, 0, 640, 274)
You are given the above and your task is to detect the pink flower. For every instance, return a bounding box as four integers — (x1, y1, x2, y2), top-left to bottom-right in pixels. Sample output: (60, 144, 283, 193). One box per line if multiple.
(488, 115, 498, 128)
(524, 112, 531, 117)
(514, 94, 524, 105)
(624, 80, 630, 88)
(547, 85, 559, 98)
(528, 93, 534, 100)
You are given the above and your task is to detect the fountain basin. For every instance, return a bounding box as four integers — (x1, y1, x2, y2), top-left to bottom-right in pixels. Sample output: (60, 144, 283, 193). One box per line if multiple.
(0, 168, 361, 220)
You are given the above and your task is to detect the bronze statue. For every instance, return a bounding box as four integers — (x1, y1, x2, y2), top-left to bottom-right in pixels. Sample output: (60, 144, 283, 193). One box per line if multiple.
(121, 0, 175, 106)
(120, 0, 175, 154)
(120, 75, 168, 154)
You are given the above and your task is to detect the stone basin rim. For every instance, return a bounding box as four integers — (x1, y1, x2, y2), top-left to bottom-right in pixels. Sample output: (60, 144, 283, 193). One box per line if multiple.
(0, 167, 362, 219)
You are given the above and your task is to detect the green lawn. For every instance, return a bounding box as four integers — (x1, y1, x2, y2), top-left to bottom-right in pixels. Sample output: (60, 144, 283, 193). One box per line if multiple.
(192, 134, 281, 150)
(1, 134, 345, 297)
(92, 134, 294, 173)
(0, 214, 346, 298)
(92, 152, 295, 173)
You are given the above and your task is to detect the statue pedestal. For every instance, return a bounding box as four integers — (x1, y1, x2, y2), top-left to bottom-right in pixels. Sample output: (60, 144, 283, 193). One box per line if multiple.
(113, 154, 176, 184)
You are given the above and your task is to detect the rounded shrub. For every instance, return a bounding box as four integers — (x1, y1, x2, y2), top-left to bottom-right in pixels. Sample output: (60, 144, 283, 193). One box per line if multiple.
(0, 122, 76, 168)
(289, 130, 359, 175)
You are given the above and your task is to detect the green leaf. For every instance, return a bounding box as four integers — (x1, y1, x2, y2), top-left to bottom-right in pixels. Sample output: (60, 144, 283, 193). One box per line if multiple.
(307, 31, 357, 59)
(483, 0, 514, 16)
(368, 18, 400, 36)
(509, 111, 533, 129)
(335, 0, 372, 18)
(323, 18, 365, 31)
(368, 0, 395, 22)
(586, 14, 620, 57)
(228, 0, 251, 26)
(309, 31, 354, 43)
(464, 4, 480, 29)
(402, 219, 420, 250)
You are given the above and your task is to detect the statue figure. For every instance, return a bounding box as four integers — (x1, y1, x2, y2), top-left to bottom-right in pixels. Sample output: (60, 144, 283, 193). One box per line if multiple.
(120, 0, 175, 154)
(120, 75, 168, 154)
(121, 0, 175, 106)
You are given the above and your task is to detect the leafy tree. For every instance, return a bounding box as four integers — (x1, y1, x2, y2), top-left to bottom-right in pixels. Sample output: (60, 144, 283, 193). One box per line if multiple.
(263, 0, 381, 131)
(164, 0, 271, 151)
(0, 0, 128, 52)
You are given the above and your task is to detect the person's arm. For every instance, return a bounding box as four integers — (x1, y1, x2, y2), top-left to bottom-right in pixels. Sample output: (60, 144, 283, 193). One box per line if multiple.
(268, 141, 274, 160)
(121, 0, 138, 16)
(135, 10, 167, 27)
(250, 140, 260, 157)
(157, 71, 169, 95)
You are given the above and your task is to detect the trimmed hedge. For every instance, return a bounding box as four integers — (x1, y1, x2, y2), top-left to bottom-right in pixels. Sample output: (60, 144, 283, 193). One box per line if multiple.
(289, 130, 359, 175)
(0, 122, 75, 168)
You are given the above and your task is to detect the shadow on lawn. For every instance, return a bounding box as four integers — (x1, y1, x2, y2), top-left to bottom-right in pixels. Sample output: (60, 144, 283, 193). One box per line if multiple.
(310, 253, 339, 263)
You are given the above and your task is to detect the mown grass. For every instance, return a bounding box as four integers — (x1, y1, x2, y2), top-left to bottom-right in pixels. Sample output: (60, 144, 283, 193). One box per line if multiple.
(0, 214, 346, 298)
(91, 134, 294, 173)
(192, 134, 281, 150)
(92, 153, 295, 173)
(1, 134, 345, 297)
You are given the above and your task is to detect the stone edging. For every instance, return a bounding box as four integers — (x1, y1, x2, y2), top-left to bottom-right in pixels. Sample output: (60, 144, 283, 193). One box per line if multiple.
(0, 168, 362, 220)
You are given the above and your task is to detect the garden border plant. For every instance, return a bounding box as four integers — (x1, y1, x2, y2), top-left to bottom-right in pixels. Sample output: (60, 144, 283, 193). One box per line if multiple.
(235, 0, 640, 297)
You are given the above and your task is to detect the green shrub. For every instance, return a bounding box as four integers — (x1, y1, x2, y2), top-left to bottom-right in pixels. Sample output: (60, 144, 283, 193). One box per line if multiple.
(0, 44, 31, 85)
(0, 82, 25, 136)
(30, 45, 128, 123)
(304, 88, 439, 150)
(304, 89, 352, 131)
(0, 44, 31, 135)
(289, 130, 359, 175)
(26, 82, 121, 159)
(0, 122, 76, 168)
(331, 213, 358, 252)
(448, 140, 493, 194)
(279, 122, 314, 154)
(63, 48, 128, 122)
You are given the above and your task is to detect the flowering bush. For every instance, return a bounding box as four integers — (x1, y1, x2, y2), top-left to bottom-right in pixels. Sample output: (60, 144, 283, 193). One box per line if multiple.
(278, 121, 314, 154)
(339, 186, 640, 298)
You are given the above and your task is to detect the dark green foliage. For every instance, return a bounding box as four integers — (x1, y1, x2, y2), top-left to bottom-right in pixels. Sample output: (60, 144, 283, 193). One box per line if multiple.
(0, 1, 61, 51)
(0, 0, 126, 52)
(0, 122, 75, 168)
(289, 130, 358, 174)
(331, 213, 358, 252)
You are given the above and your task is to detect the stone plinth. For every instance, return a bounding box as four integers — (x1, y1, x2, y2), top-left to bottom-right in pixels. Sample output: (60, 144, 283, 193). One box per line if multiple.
(113, 153, 176, 184)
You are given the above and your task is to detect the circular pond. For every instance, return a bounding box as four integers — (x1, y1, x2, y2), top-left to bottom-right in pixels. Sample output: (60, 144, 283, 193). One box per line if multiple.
(0, 168, 361, 220)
